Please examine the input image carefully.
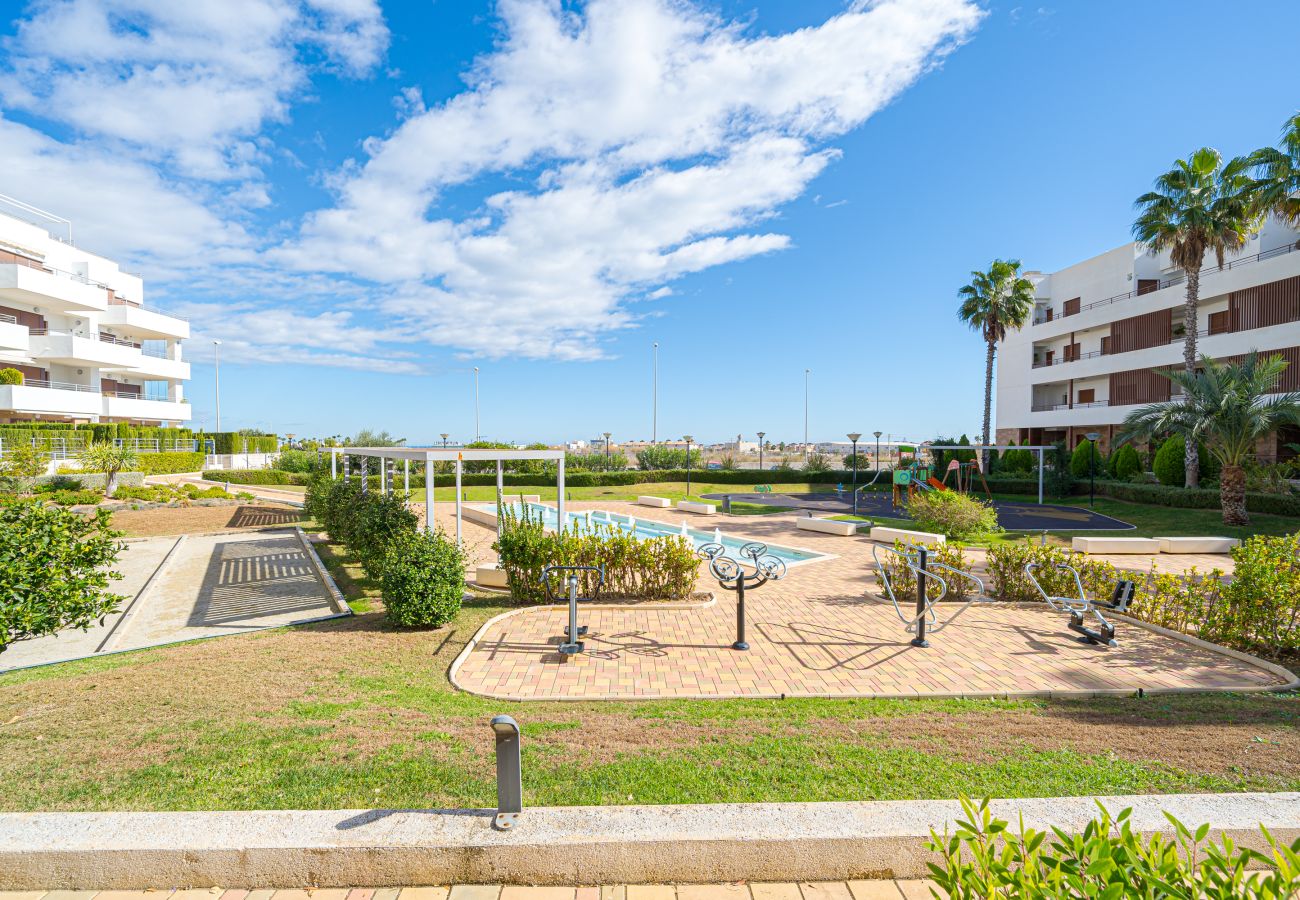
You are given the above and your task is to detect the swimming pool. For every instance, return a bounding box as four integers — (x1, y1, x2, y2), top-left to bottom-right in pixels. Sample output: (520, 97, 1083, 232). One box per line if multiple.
(474, 501, 832, 567)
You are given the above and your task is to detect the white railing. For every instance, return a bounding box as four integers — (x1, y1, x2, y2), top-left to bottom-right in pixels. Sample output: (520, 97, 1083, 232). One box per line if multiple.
(19, 378, 98, 393)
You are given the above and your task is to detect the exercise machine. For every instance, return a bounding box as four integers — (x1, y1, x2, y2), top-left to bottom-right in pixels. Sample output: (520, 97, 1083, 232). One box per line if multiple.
(542, 564, 605, 655)
(698, 541, 786, 650)
(871, 542, 992, 647)
(1025, 562, 1135, 647)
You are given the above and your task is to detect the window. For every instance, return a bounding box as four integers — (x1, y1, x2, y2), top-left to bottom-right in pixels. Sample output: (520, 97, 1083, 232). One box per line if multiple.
(1077, 388, 1095, 404)
(1100, 335, 1112, 355)
(1209, 310, 1231, 335)
(1137, 278, 1160, 295)
(1063, 297, 1081, 317)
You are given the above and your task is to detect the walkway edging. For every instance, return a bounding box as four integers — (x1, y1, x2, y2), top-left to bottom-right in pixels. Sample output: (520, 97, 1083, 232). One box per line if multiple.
(2, 792, 1297, 889)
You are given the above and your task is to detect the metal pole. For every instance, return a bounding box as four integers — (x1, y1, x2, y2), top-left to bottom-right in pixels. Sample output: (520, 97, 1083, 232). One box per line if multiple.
(455, 458, 463, 548)
(803, 368, 810, 462)
(733, 578, 749, 650)
(489, 716, 522, 830)
(685, 437, 692, 498)
(1037, 448, 1044, 505)
(557, 455, 566, 532)
(496, 459, 504, 538)
(425, 452, 435, 533)
(473, 368, 480, 440)
(852, 439, 858, 516)
(652, 341, 658, 444)
(567, 575, 581, 650)
(757, 431, 765, 471)
(380, 456, 387, 494)
(912, 546, 929, 648)
(213, 339, 222, 432)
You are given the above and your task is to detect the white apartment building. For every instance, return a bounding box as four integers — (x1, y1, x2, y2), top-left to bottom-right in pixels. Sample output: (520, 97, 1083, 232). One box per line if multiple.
(0, 199, 190, 426)
(995, 219, 1300, 460)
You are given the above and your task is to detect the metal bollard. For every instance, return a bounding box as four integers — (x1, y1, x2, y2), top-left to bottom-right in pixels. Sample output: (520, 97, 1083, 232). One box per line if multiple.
(490, 715, 522, 830)
(911, 546, 930, 648)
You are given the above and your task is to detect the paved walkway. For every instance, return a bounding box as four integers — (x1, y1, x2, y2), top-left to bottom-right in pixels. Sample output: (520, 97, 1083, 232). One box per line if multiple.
(0, 884, 945, 900)
(449, 502, 1283, 701)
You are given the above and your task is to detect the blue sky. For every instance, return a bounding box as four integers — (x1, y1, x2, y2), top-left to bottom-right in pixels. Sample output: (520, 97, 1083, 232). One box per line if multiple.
(2, 0, 1297, 446)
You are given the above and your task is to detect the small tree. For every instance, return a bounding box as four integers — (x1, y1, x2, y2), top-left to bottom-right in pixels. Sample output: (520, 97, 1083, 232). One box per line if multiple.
(1069, 439, 1104, 478)
(0, 501, 125, 653)
(0, 443, 47, 479)
(803, 452, 832, 474)
(1108, 444, 1141, 480)
(0, 367, 23, 385)
(380, 528, 467, 628)
(80, 443, 138, 497)
(1046, 442, 1075, 498)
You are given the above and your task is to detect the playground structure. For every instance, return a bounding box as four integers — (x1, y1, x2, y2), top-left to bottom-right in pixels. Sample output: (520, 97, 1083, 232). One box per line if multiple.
(1025, 561, 1136, 647)
(871, 542, 993, 647)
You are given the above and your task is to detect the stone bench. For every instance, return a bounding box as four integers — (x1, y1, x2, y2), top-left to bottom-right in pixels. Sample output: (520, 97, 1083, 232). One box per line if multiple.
(1071, 536, 1161, 554)
(637, 495, 672, 508)
(677, 500, 717, 515)
(796, 517, 858, 536)
(1157, 536, 1240, 554)
(475, 563, 509, 589)
(869, 526, 945, 547)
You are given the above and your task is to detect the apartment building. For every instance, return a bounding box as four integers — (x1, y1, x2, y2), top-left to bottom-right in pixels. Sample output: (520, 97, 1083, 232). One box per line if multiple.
(995, 219, 1300, 461)
(0, 199, 190, 426)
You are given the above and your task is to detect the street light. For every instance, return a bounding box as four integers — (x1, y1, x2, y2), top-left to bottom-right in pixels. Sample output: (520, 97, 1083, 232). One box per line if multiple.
(652, 342, 658, 444)
(603, 431, 612, 458)
(440, 432, 449, 449)
(873, 430, 883, 472)
(212, 339, 222, 432)
(757, 431, 765, 471)
(473, 367, 481, 440)
(683, 435, 694, 499)
(803, 368, 811, 461)
(847, 432, 862, 517)
(1085, 432, 1101, 508)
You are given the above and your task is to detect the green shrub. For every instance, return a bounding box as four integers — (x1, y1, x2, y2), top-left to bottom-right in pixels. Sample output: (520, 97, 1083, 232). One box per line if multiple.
(0, 367, 23, 385)
(1045, 442, 1075, 497)
(274, 448, 324, 474)
(1108, 443, 1140, 479)
(985, 543, 1120, 604)
(380, 529, 467, 628)
(928, 796, 1300, 899)
(36, 475, 83, 493)
(80, 443, 137, 497)
(0, 443, 46, 479)
(874, 541, 974, 604)
(202, 469, 309, 485)
(1153, 434, 1220, 485)
(1068, 439, 1104, 478)
(305, 476, 418, 579)
(1217, 533, 1300, 659)
(495, 504, 698, 603)
(635, 445, 702, 470)
(45, 489, 104, 506)
(133, 452, 206, 475)
(905, 489, 1000, 540)
(0, 500, 125, 653)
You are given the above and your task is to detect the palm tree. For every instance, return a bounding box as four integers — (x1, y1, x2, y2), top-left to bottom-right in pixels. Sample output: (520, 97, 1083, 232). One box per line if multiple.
(957, 259, 1036, 468)
(1118, 352, 1300, 526)
(1132, 148, 1260, 488)
(81, 443, 138, 498)
(1250, 112, 1300, 227)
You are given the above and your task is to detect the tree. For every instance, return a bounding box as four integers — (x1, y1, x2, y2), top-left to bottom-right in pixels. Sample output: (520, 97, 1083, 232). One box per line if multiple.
(803, 452, 832, 474)
(1250, 112, 1300, 227)
(1069, 439, 1104, 479)
(957, 260, 1036, 469)
(1108, 444, 1141, 480)
(80, 443, 138, 497)
(1132, 147, 1260, 488)
(0, 501, 125, 654)
(0, 367, 23, 385)
(1118, 352, 1300, 525)
(0, 442, 47, 479)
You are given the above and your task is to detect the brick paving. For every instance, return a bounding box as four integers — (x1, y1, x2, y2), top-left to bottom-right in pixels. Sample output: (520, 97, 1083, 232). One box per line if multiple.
(443, 502, 1284, 701)
(0, 885, 949, 900)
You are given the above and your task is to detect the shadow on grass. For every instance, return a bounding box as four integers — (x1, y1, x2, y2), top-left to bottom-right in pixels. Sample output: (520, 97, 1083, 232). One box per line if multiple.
(1038, 692, 1300, 729)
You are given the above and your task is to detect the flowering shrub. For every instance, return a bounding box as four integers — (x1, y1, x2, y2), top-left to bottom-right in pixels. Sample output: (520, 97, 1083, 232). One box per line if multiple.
(874, 541, 974, 603)
(905, 489, 1001, 540)
(984, 543, 1119, 603)
(495, 504, 698, 603)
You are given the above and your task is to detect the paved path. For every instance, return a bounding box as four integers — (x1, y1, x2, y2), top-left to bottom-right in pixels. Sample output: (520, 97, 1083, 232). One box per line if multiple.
(0, 884, 944, 900)
(450, 502, 1282, 701)
(1, 530, 347, 672)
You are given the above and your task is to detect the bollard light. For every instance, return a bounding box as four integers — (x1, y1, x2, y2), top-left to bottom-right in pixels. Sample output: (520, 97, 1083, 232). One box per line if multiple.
(489, 715, 522, 830)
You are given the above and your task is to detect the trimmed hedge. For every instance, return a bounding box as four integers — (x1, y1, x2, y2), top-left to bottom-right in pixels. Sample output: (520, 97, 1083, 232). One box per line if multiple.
(80, 452, 205, 476)
(441, 468, 889, 488)
(203, 469, 308, 485)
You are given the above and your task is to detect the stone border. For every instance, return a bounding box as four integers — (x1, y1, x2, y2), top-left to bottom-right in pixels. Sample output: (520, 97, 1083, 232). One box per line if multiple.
(295, 526, 352, 617)
(97, 535, 187, 654)
(448, 597, 1295, 702)
(2, 792, 1296, 889)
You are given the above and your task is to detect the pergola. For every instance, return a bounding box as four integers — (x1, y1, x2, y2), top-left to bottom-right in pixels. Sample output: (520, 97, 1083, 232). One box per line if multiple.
(327, 446, 567, 546)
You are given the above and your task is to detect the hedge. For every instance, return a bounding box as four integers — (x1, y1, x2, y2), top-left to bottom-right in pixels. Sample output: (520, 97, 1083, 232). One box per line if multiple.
(437, 468, 889, 488)
(79, 452, 205, 476)
(203, 469, 309, 486)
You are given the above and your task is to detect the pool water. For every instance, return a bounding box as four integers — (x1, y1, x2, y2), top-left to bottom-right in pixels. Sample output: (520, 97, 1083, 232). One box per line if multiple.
(481, 501, 831, 567)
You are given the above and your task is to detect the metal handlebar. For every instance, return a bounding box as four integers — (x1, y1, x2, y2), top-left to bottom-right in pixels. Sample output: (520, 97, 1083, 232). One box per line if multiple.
(542, 565, 605, 601)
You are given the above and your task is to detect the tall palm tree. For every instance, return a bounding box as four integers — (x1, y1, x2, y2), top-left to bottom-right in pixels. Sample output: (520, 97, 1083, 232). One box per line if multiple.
(1250, 112, 1300, 227)
(1118, 352, 1300, 526)
(1132, 147, 1260, 488)
(957, 259, 1036, 468)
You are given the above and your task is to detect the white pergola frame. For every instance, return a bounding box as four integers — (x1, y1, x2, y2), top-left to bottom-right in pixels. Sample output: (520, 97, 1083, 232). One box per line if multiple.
(925, 444, 1056, 505)
(328, 446, 567, 546)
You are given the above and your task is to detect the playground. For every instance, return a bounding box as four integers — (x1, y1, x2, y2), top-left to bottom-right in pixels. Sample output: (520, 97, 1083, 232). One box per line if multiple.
(450, 500, 1287, 701)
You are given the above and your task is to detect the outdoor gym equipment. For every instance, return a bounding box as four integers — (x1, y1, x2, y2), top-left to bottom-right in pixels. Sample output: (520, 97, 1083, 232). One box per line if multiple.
(698, 541, 786, 650)
(1025, 562, 1135, 647)
(872, 542, 992, 647)
(542, 565, 605, 655)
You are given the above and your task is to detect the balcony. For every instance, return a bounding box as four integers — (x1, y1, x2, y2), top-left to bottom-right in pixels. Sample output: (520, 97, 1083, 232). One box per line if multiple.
(0, 313, 28, 351)
(0, 380, 102, 417)
(29, 330, 143, 369)
(129, 350, 189, 380)
(102, 394, 191, 422)
(0, 259, 108, 313)
(100, 298, 189, 339)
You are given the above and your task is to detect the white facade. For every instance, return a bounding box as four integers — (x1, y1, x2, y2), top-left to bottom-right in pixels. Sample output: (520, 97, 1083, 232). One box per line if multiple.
(0, 203, 190, 425)
(995, 220, 1300, 458)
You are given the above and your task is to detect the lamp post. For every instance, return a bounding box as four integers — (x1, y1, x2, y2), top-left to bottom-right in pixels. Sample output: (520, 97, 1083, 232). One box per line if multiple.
(441, 432, 449, 449)
(473, 367, 480, 440)
(604, 431, 612, 459)
(757, 431, 765, 471)
(683, 435, 694, 499)
(212, 339, 222, 432)
(847, 432, 861, 517)
(652, 342, 658, 444)
(1086, 431, 1101, 508)
(803, 368, 810, 462)
(873, 430, 882, 472)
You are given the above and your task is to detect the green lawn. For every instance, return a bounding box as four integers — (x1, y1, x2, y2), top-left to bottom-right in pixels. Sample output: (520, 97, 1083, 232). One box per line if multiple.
(0, 526, 1295, 811)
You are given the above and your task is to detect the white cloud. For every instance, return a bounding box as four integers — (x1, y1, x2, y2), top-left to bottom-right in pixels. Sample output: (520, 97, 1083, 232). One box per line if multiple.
(1, 0, 389, 180)
(281, 0, 983, 359)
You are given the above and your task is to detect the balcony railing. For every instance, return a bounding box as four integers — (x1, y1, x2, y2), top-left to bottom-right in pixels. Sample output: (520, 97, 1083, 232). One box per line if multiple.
(140, 346, 171, 359)
(1033, 327, 1224, 368)
(16, 378, 99, 393)
(1034, 241, 1300, 324)
(99, 333, 141, 348)
(2, 249, 184, 319)
(107, 295, 188, 321)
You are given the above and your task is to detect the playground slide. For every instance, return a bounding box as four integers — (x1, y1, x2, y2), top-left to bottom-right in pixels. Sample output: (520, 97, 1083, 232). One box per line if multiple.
(926, 477, 948, 491)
